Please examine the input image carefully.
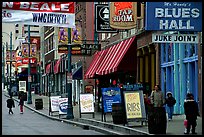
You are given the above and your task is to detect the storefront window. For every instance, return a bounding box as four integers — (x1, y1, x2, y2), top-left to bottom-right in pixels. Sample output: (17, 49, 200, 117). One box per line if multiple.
(189, 44, 195, 57)
(168, 44, 172, 62)
(184, 44, 188, 58)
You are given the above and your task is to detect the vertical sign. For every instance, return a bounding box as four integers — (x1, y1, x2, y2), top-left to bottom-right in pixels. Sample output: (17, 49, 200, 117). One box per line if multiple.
(71, 22, 82, 44)
(95, 4, 118, 33)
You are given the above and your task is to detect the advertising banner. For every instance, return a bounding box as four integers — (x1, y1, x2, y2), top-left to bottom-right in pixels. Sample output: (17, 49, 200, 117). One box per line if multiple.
(58, 98, 68, 115)
(123, 90, 146, 120)
(22, 43, 29, 58)
(2, 2, 75, 28)
(58, 27, 68, 45)
(50, 96, 61, 112)
(152, 33, 198, 43)
(101, 87, 121, 113)
(145, 2, 202, 31)
(30, 36, 40, 62)
(109, 2, 137, 29)
(30, 44, 37, 57)
(80, 94, 94, 113)
(71, 22, 82, 44)
(6, 50, 16, 65)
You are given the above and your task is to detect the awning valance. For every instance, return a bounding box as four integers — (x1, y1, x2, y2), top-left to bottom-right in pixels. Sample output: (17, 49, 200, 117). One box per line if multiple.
(72, 65, 82, 80)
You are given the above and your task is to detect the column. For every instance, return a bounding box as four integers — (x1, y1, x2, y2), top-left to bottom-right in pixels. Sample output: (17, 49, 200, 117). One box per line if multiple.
(174, 43, 180, 114)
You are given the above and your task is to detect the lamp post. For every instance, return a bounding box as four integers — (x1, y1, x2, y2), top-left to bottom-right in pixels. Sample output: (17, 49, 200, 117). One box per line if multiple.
(2, 32, 12, 96)
(27, 25, 32, 104)
(66, 28, 74, 119)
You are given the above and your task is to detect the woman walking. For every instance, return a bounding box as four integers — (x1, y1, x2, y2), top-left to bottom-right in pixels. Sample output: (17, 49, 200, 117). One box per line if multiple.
(19, 95, 24, 114)
(165, 92, 176, 121)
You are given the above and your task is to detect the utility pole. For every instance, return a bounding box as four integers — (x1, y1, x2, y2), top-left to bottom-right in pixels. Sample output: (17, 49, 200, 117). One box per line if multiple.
(9, 32, 12, 97)
(2, 43, 5, 91)
(66, 28, 74, 119)
(27, 25, 32, 104)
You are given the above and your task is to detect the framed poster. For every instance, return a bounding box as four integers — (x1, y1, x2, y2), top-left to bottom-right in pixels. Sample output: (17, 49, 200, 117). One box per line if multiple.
(50, 96, 61, 112)
(101, 87, 121, 113)
(80, 93, 94, 113)
(123, 90, 146, 121)
(58, 98, 68, 115)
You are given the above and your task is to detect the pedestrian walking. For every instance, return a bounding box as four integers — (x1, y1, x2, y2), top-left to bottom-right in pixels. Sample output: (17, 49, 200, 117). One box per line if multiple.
(18, 95, 24, 114)
(143, 93, 151, 119)
(184, 93, 200, 134)
(6, 95, 15, 114)
(142, 93, 152, 125)
(148, 85, 167, 134)
(165, 92, 176, 121)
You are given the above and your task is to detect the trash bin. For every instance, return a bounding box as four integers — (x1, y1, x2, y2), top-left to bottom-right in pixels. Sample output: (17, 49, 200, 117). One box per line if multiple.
(148, 107, 167, 134)
(35, 98, 43, 110)
(112, 103, 126, 124)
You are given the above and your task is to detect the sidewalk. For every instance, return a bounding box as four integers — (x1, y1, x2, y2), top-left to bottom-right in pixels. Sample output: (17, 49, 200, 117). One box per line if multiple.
(4, 91, 202, 135)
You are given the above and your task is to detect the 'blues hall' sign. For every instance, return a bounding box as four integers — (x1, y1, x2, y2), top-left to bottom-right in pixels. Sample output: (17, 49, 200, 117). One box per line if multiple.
(145, 2, 202, 31)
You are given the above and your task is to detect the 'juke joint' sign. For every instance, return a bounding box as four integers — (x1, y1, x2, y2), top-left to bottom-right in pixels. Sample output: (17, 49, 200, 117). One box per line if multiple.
(145, 2, 202, 31)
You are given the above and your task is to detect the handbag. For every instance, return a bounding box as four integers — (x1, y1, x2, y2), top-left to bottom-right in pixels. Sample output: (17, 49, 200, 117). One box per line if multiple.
(184, 119, 188, 128)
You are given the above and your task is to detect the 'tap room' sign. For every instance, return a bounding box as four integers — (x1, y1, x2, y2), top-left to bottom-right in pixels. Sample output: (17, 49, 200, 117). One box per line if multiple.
(145, 2, 202, 31)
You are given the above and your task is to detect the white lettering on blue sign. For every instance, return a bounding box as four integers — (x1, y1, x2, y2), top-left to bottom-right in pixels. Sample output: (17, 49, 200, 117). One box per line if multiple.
(155, 8, 199, 30)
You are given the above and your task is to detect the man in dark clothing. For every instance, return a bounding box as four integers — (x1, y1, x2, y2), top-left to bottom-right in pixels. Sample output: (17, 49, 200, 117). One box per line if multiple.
(7, 96, 15, 114)
(184, 93, 200, 134)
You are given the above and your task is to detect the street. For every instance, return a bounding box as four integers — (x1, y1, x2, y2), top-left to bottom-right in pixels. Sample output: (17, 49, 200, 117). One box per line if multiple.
(2, 95, 105, 135)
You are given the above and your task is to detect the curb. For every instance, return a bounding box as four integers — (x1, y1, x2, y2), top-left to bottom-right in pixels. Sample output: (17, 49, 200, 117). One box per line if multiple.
(4, 93, 126, 135)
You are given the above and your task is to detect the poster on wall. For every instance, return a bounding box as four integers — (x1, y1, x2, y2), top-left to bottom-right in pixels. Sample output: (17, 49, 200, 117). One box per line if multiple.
(19, 81, 26, 93)
(123, 90, 146, 121)
(80, 93, 94, 113)
(145, 2, 202, 31)
(58, 98, 68, 115)
(101, 87, 121, 113)
(2, 2, 75, 28)
(50, 96, 61, 112)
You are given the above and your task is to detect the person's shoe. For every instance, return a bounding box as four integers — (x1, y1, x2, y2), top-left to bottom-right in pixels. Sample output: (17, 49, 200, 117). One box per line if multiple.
(192, 132, 197, 134)
(184, 132, 189, 134)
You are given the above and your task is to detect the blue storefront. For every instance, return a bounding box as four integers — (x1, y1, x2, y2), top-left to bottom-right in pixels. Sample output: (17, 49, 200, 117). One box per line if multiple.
(160, 41, 198, 114)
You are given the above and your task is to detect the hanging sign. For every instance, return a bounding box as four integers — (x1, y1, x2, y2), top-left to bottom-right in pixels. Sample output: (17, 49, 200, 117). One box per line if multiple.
(2, 2, 75, 28)
(109, 2, 137, 29)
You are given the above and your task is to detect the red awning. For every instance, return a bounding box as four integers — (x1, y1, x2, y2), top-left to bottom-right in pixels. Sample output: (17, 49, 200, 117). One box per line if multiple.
(84, 49, 108, 79)
(45, 64, 51, 74)
(96, 36, 136, 75)
(54, 58, 61, 74)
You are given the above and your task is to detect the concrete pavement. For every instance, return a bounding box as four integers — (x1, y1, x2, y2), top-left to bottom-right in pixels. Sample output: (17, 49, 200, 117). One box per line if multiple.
(4, 91, 202, 135)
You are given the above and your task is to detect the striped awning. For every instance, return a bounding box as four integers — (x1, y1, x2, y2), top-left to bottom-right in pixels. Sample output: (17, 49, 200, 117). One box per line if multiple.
(84, 49, 108, 79)
(45, 63, 51, 74)
(96, 36, 136, 75)
(84, 36, 136, 79)
(54, 58, 61, 74)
